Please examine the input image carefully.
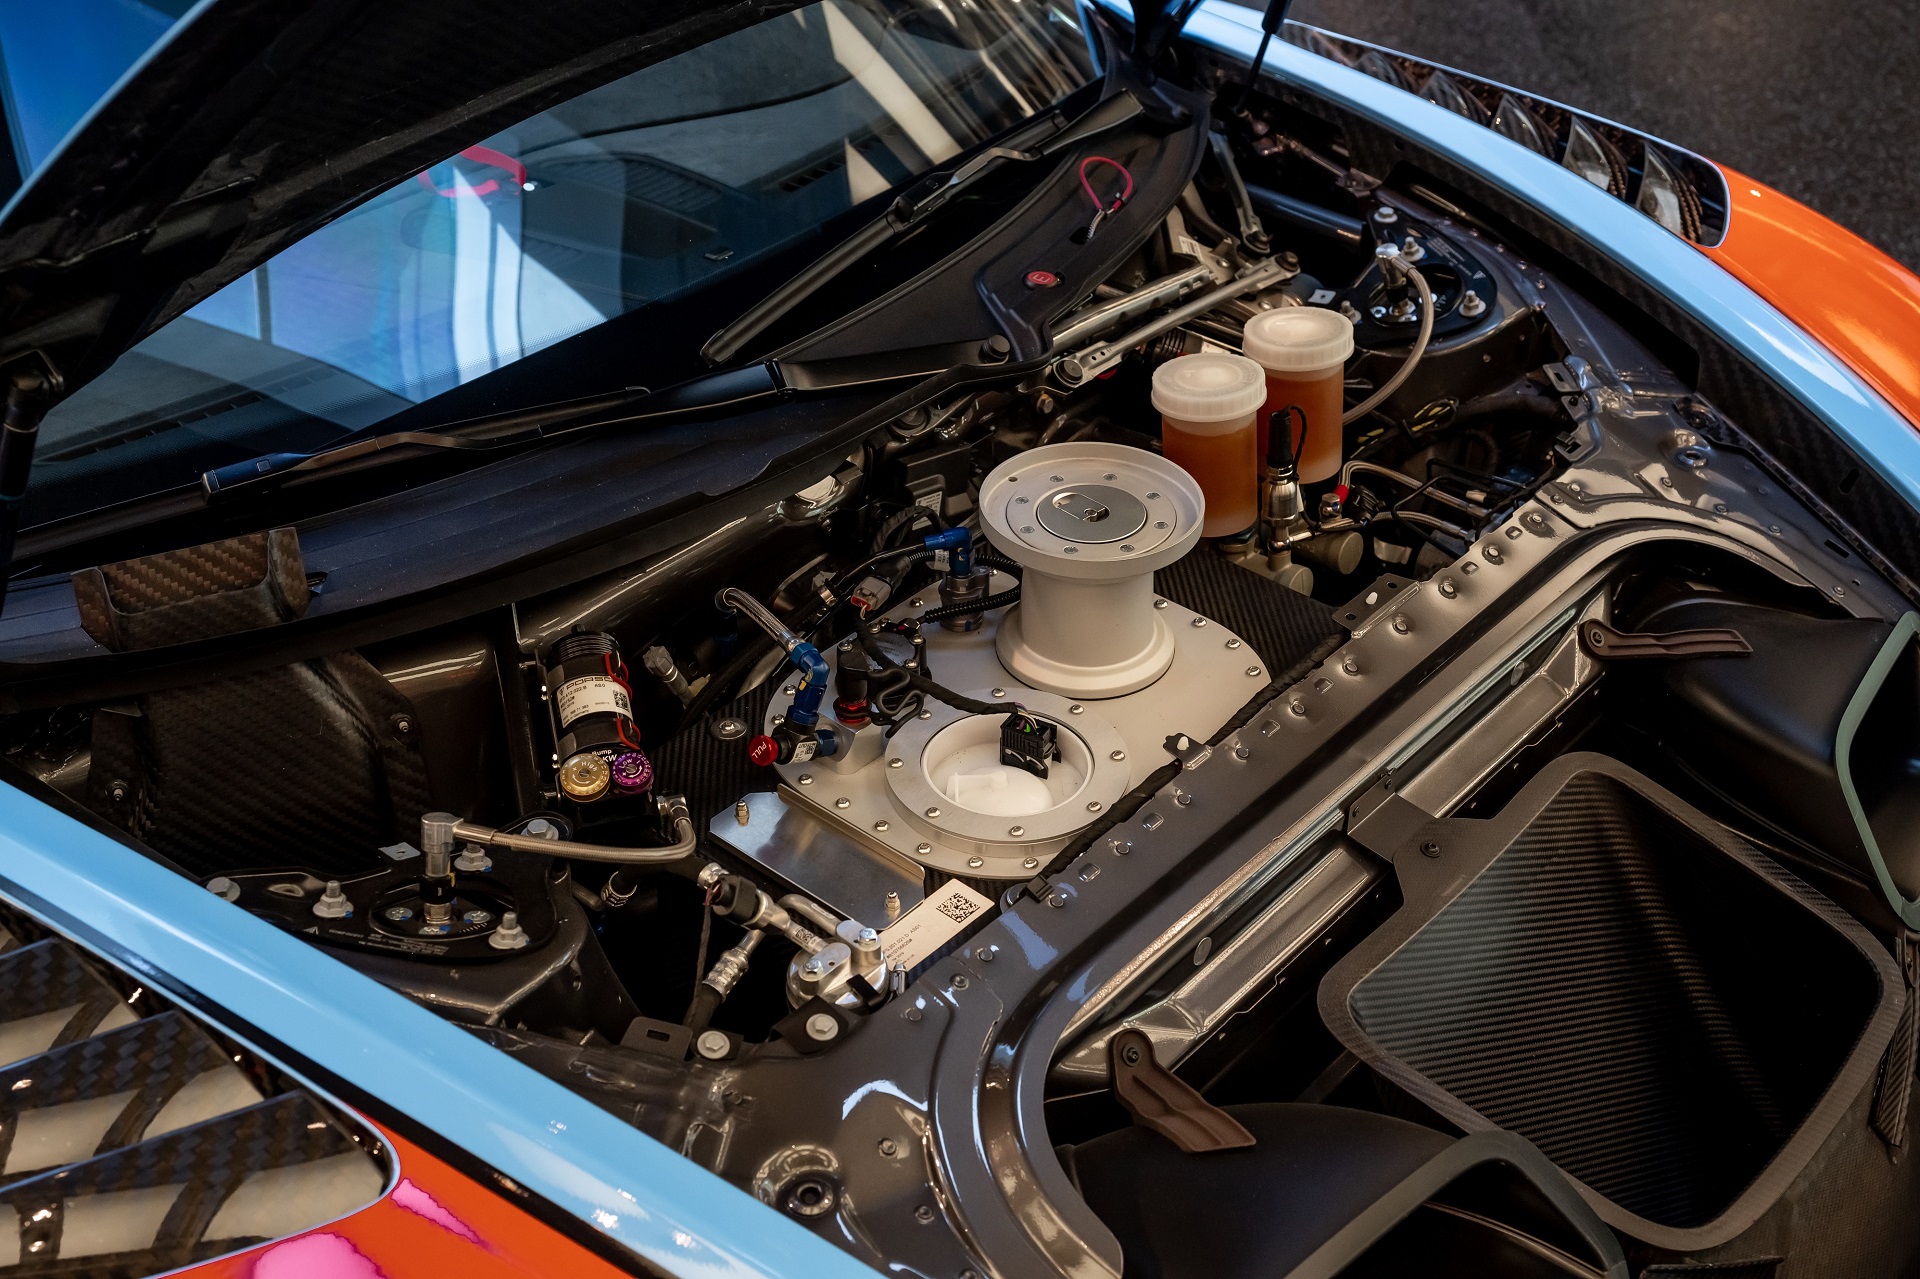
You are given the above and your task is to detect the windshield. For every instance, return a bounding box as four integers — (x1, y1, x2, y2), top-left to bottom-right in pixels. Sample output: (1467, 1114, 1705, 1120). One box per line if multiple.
(30, 0, 1093, 527)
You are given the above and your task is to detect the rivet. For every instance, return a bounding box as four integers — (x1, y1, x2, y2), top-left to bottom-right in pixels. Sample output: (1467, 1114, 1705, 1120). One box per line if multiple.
(1069, 703, 1084, 714)
(1768, 525, 1782, 536)
(834, 797, 851, 809)
(1154, 598, 1170, 609)
(1232, 745, 1250, 761)
(916, 842, 932, 855)
(1226, 638, 1242, 649)
(952, 975, 970, 990)
(1191, 617, 1208, 627)
(915, 1205, 936, 1223)
(976, 946, 995, 962)
(1024, 856, 1040, 868)
(1246, 666, 1262, 677)
(1438, 578, 1458, 598)
(1173, 789, 1193, 807)
(782, 685, 796, 695)
(874, 820, 890, 832)
(1391, 614, 1411, 635)
(991, 688, 1007, 698)
(967, 855, 985, 868)
(1087, 801, 1103, 812)
(1483, 544, 1504, 564)
(1342, 655, 1360, 675)
(1111, 749, 1127, 760)
(926, 806, 942, 818)
(888, 757, 904, 769)
(1008, 825, 1025, 836)
(798, 774, 814, 785)
(1289, 698, 1307, 717)
(919, 709, 933, 719)
(1421, 841, 1442, 858)
(878, 1138, 899, 1156)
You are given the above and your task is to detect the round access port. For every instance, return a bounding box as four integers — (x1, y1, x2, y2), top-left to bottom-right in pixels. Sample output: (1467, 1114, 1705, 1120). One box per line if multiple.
(923, 713, 1095, 817)
(885, 690, 1131, 865)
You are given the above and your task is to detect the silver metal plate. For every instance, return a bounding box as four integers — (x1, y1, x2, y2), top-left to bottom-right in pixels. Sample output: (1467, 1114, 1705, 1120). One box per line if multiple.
(768, 580, 1266, 880)
(708, 789, 924, 927)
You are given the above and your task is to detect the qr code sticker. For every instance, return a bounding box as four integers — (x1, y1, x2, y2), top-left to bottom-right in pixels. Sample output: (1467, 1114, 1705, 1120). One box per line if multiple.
(937, 892, 981, 924)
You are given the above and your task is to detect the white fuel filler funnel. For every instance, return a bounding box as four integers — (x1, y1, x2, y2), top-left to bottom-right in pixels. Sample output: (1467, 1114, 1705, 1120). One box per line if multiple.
(979, 443, 1203, 698)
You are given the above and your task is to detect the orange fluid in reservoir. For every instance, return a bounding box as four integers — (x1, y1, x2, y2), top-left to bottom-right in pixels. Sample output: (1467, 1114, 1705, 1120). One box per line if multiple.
(1162, 413, 1257, 537)
(1260, 369, 1346, 482)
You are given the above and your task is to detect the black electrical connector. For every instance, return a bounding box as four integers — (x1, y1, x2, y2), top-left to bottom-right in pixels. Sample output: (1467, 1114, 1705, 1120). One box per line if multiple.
(1000, 711, 1060, 779)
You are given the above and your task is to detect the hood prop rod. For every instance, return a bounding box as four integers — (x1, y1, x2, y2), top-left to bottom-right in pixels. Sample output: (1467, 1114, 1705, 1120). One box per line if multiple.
(0, 354, 60, 619)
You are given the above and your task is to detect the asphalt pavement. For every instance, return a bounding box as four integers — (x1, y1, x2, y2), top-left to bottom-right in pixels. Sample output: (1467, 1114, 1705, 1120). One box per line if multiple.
(1270, 0, 1920, 271)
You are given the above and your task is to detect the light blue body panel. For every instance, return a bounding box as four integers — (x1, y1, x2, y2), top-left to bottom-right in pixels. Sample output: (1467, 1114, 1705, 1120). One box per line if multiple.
(0, 787, 876, 1279)
(1174, 0, 1920, 513)
(3, 8, 1918, 1279)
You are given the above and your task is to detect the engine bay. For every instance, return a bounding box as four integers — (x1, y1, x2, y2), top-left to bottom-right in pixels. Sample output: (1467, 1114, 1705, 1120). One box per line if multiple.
(9, 46, 1920, 1279)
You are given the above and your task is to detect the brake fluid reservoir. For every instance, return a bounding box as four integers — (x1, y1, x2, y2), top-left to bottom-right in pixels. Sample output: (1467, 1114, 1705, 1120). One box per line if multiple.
(1241, 307, 1354, 484)
(1150, 353, 1266, 537)
(979, 442, 1202, 697)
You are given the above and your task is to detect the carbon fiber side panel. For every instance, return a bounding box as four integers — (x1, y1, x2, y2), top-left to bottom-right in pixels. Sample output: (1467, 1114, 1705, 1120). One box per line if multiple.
(1323, 754, 1904, 1257)
(76, 530, 433, 877)
(1152, 551, 1345, 678)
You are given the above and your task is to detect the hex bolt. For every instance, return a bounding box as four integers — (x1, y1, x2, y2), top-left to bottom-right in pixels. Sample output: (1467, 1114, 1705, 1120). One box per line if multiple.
(312, 881, 351, 920)
(874, 820, 890, 833)
(696, 1030, 730, 1060)
(489, 911, 530, 950)
(805, 1013, 840, 1042)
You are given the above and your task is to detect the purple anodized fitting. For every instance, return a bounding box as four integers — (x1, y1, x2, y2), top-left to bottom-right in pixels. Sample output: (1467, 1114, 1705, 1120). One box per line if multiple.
(609, 750, 654, 794)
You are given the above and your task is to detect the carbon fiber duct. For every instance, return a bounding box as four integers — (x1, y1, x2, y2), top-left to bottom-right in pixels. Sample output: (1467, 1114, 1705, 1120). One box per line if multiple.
(75, 529, 433, 877)
(1323, 754, 1906, 1263)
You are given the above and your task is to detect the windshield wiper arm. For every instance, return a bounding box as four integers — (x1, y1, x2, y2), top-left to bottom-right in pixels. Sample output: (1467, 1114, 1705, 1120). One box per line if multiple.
(200, 363, 789, 500)
(700, 91, 1145, 367)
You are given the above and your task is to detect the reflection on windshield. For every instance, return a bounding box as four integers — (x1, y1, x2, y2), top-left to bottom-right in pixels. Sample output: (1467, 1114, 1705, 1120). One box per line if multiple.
(33, 0, 1091, 523)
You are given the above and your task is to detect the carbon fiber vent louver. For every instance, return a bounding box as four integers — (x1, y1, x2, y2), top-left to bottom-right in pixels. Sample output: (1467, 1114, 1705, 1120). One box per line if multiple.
(1282, 23, 1728, 246)
(0, 908, 389, 1276)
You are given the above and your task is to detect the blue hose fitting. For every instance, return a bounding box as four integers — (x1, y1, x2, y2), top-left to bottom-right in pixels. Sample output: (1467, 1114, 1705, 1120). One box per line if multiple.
(924, 526, 973, 577)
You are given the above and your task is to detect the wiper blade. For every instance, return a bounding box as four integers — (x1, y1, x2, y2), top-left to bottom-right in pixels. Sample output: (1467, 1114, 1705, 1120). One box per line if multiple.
(700, 91, 1145, 367)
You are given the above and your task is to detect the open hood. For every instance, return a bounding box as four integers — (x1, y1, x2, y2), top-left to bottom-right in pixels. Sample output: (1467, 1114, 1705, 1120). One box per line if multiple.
(0, 0, 805, 397)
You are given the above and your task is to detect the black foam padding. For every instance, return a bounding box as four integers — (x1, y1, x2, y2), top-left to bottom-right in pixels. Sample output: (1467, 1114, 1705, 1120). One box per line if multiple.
(1153, 551, 1346, 678)
(1349, 771, 1884, 1234)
